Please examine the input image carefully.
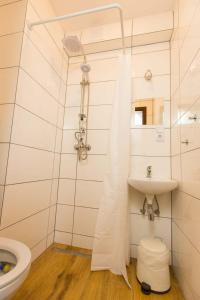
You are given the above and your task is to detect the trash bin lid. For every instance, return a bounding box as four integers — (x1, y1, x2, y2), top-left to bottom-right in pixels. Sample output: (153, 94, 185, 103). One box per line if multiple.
(140, 238, 167, 253)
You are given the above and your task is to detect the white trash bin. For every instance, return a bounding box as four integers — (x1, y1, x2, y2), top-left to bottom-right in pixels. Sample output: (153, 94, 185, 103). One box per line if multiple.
(137, 238, 170, 294)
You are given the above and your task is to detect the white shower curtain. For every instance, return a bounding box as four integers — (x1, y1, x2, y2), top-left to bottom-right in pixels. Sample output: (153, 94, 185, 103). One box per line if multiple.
(91, 54, 132, 286)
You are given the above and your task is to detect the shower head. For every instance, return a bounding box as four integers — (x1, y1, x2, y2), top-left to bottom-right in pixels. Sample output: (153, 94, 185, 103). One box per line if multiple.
(81, 63, 91, 73)
(62, 36, 83, 54)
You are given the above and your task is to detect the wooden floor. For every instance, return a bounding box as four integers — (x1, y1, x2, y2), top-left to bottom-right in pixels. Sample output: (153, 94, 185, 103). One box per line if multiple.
(11, 244, 184, 300)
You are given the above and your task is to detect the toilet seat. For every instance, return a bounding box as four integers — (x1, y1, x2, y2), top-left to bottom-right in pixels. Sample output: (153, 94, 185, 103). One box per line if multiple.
(0, 238, 31, 289)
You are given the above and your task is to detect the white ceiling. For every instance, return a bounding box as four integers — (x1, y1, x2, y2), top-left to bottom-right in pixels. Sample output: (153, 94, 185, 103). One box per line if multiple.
(50, 0, 174, 32)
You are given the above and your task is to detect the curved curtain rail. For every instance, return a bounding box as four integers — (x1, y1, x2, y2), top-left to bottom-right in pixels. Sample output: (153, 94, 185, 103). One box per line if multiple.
(27, 3, 125, 54)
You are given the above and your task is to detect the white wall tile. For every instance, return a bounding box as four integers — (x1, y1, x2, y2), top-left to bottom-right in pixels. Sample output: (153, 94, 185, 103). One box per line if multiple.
(0, 143, 9, 185)
(180, 97, 200, 153)
(31, 239, 47, 261)
(170, 31, 180, 96)
(52, 153, 60, 179)
(28, 0, 64, 51)
(47, 232, 54, 248)
(55, 204, 74, 232)
(132, 42, 169, 55)
(63, 107, 79, 130)
(66, 85, 81, 107)
(73, 207, 98, 236)
(130, 156, 171, 179)
(0, 209, 49, 248)
(48, 205, 56, 234)
(172, 222, 200, 300)
(171, 155, 182, 183)
(0, 0, 26, 36)
(1, 180, 51, 228)
(171, 90, 181, 125)
(133, 75, 170, 100)
(58, 81, 66, 106)
(25, 3, 63, 77)
(130, 214, 171, 250)
(77, 155, 106, 181)
(171, 2, 200, 298)
(179, 3, 200, 80)
(129, 188, 171, 218)
(16, 69, 58, 125)
(62, 130, 76, 154)
(75, 180, 103, 209)
(87, 130, 109, 155)
(90, 81, 115, 106)
(0, 104, 14, 142)
(50, 179, 58, 205)
(58, 179, 75, 205)
(179, 49, 200, 115)
(0, 185, 4, 210)
(171, 124, 181, 156)
(72, 234, 93, 250)
(6, 144, 54, 184)
(66, 81, 115, 107)
(55, 128, 63, 153)
(54, 231, 72, 245)
(0, 68, 18, 104)
(181, 148, 200, 199)
(0, 32, 23, 68)
(60, 154, 77, 179)
(82, 19, 132, 44)
(132, 12, 173, 36)
(88, 105, 112, 129)
(21, 35, 60, 99)
(68, 58, 118, 84)
(173, 191, 200, 252)
(130, 128, 170, 156)
(57, 104, 64, 128)
(11, 105, 56, 151)
(132, 50, 170, 78)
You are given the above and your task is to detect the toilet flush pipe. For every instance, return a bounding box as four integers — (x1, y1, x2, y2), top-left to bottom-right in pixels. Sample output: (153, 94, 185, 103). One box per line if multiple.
(27, 3, 125, 54)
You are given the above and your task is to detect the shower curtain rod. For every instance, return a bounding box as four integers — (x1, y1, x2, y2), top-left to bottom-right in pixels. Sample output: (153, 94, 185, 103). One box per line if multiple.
(28, 3, 125, 54)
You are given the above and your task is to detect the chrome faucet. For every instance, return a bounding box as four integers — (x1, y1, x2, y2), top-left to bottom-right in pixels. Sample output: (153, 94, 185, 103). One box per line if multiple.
(146, 166, 152, 178)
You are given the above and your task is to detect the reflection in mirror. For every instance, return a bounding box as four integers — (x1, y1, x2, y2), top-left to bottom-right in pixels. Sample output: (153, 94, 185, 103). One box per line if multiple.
(132, 98, 164, 126)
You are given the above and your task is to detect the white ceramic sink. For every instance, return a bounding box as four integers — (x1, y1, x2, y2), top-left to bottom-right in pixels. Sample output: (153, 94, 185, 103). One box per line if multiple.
(128, 177, 178, 204)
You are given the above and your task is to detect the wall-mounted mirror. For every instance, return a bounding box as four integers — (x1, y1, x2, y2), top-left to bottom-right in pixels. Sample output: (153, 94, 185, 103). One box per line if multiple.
(132, 98, 164, 126)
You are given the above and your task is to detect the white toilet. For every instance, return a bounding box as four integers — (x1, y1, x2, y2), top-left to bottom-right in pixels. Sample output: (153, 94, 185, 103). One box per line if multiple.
(0, 238, 31, 300)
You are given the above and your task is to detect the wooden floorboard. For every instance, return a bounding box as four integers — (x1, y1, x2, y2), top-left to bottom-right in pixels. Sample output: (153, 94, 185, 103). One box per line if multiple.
(11, 244, 185, 300)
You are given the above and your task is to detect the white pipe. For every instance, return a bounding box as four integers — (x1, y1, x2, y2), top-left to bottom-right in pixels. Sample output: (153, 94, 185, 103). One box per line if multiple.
(28, 3, 125, 53)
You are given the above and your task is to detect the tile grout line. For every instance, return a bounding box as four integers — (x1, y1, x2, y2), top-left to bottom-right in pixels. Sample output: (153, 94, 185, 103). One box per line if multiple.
(172, 220, 200, 257)
(45, 53, 67, 249)
(54, 56, 70, 244)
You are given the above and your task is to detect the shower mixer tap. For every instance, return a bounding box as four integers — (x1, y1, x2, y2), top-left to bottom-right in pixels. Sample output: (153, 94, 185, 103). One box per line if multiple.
(73, 60, 91, 160)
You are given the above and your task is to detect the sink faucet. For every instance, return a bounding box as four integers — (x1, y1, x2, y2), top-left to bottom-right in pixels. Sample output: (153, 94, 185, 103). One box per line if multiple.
(146, 166, 152, 178)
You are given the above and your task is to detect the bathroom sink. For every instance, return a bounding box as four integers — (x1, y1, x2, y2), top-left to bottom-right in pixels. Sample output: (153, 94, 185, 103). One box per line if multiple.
(128, 177, 178, 203)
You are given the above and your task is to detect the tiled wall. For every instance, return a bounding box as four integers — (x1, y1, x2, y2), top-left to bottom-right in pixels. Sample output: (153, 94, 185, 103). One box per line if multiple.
(0, 0, 26, 219)
(56, 38, 171, 256)
(0, 0, 68, 261)
(171, 0, 200, 299)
